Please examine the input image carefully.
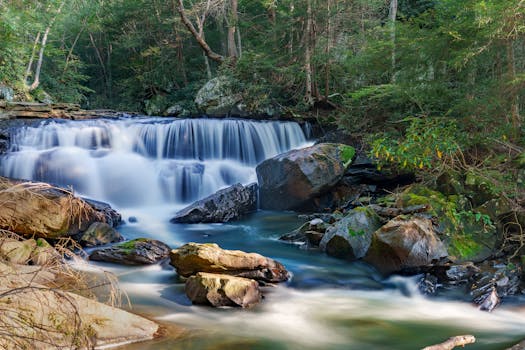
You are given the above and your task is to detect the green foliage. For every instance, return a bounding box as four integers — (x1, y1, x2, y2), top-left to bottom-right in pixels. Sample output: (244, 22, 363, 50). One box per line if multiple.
(370, 117, 462, 171)
(348, 228, 366, 237)
(338, 145, 356, 167)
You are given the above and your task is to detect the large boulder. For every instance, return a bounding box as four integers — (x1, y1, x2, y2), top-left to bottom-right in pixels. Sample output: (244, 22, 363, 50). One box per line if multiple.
(319, 208, 382, 260)
(364, 217, 448, 275)
(256, 143, 355, 211)
(79, 222, 124, 247)
(171, 183, 258, 224)
(195, 76, 243, 116)
(0, 85, 14, 102)
(0, 178, 111, 239)
(185, 272, 261, 308)
(170, 242, 289, 283)
(89, 238, 171, 265)
(0, 265, 160, 349)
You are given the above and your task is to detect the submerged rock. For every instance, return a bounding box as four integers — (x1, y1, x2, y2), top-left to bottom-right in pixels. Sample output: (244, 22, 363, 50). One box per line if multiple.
(185, 272, 262, 308)
(171, 183, 257, 224)
(319, 208, 382, 260)
(79, 222, 124, 247)
(364, 217, 448, 275)
(90, 238, 170, 265)
(170, 242, 289, 283)
(256, 143, 355, 211)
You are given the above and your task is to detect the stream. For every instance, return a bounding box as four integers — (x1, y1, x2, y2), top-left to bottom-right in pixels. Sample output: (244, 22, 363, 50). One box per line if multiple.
(2, 117, 525, 349)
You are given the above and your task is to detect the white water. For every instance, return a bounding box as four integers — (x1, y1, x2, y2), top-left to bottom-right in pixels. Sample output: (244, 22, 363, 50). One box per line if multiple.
(1, 117, 311, 208)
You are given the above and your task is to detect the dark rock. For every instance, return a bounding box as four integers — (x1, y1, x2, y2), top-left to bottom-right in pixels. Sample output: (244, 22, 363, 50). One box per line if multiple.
(364, 217, 448, 275)
(279, 218, 329, 247)
(128, 216, 138, 223)
(185, 272, 262, 308)
(419, 273, 439, 295)
(89, 238, 170, 265)
(83, 198, 122, 228)
(256, 143, 354, 211)
(476, 287, 500, 312)
(79, 222, 124, 247)
(319, 208, 382, 260)
(170, 242, 289, 283)
(171, 183, 257, 223)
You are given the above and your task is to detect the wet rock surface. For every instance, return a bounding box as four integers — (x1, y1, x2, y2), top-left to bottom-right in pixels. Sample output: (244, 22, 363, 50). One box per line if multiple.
(171, 183, 257, 223)
(90, 238, 170, 265)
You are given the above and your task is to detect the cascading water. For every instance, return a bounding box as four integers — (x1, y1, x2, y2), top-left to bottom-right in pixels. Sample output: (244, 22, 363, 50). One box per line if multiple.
(1, 117, 311, 208)
(2, 116, 525, 349)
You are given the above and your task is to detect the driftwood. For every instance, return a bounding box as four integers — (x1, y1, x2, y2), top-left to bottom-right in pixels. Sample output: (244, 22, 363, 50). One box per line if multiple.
(422, 335, 476, 350)
(369, 204, 430, 218)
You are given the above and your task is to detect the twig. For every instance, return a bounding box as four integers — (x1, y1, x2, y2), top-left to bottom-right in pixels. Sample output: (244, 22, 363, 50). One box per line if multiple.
(422, 335, 476, 350)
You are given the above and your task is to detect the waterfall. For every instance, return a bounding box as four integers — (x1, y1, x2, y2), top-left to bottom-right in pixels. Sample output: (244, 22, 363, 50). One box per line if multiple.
(1, 117, 311, 208)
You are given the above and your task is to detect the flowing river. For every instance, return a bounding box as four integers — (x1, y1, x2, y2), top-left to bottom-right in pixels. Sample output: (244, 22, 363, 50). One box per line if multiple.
(1, 117, 525, 349)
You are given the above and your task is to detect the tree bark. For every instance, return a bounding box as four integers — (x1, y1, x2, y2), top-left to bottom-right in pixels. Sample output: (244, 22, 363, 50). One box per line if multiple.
(304, 0, 314, 106)
(24, 32, 41, 84)
(177, 0, 224, 64)
(227, 0, 239, 60)
(389, 0, 398, 82)
(421, 335, 476, 350)
(507, 39, 521, 130)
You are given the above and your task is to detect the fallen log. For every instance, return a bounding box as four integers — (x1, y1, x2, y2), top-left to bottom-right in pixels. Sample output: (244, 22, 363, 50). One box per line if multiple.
(422, 335, 476, 350)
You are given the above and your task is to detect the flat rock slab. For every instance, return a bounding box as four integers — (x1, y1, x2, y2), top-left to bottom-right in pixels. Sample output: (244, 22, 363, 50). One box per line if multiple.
(170, 242, 289, 283)
(90, 238, 170, 265)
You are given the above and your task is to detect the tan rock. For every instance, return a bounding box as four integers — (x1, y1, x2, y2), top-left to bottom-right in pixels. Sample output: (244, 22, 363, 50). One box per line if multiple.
(0, 238, 36, 264)
(170, 242, 289, 283)
(0, 177, 105, 238)
(185, 272, 261, 307)
(0, 262, 160, 349)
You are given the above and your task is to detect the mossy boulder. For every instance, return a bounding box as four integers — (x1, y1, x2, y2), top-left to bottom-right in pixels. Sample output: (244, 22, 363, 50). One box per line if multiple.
(89, 238, 170, 265)
(319, 207, 382, 260)
(397, 185, 498, 262)
(170, 242, 289, 283)
(185, 272, 261, 308)
(256, 143, 355, 211)
(364, 217, 448, 275)
(194, 76, 243, 116)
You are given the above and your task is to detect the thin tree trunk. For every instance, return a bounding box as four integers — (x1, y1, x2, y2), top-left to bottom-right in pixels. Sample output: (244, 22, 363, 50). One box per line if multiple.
(176, 0, 224, 63)
(236, 25, 242, 59)
(507, 39, 521, 130)
(324, 0, 333, 100)
(63, 20, 87, 74)
(304, 0, 314, 106)
(227, 0, 239, 60)
(24, 32, 41, 84)
(389, 0, 398, 82)
(89, 32, 108, 96)
(28, 0, 66, 91)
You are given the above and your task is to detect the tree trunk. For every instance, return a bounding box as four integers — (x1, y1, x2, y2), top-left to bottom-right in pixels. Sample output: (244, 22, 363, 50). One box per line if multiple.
(28, 0, 66, 92)
(324, 0, 333, 100)
(176, 0, 224, 64)
(389, 0, 398, 82)
(304, 0, 314, 107)
(227, 0, 239, 60)
(507, 39, 521, 131)
(24, 32, 41, 84)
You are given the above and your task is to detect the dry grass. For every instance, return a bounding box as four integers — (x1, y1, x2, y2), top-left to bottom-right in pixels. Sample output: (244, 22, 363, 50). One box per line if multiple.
(0, 229, 126, 349)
